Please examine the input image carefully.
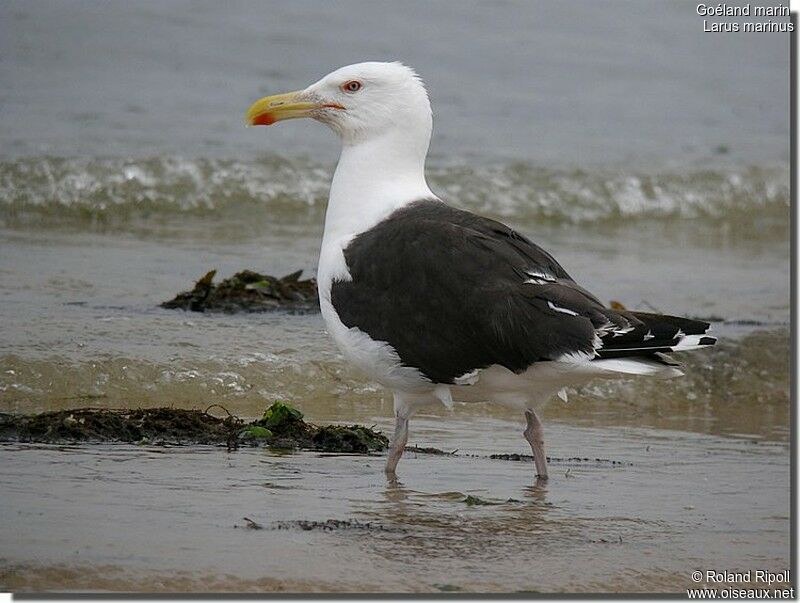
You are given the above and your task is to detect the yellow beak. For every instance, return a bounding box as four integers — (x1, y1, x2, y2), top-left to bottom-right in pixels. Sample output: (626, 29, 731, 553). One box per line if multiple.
(246, 91, 343, 126)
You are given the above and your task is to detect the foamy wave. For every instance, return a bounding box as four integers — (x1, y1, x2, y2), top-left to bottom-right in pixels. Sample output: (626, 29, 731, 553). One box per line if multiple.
(0, 156, 788, 227)
(0, 156, 329, 217)
(430, 163, 789, 223)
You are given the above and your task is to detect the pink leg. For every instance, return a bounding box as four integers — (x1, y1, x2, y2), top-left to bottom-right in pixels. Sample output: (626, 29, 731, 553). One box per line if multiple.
(385, 414, 409, 475)
(523, 408, 549, 479)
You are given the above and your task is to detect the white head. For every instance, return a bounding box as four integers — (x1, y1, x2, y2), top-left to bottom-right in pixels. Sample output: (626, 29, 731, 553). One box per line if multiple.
(246, 61, 432, 147)
(247, 62, 437, 243)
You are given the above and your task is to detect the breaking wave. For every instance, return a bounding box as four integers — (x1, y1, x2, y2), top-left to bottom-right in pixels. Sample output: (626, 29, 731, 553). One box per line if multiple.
(0, 156, 789, 228)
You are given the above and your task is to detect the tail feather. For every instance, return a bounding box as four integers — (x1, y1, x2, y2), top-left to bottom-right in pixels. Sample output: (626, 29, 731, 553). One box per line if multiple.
(591, 357, 685, 378)
(595, 311, 716, 360)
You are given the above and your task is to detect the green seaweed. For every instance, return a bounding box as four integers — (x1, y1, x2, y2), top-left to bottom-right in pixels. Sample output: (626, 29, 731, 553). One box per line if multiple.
(243, 425, 273, 440)
(255, 401, 307, 436)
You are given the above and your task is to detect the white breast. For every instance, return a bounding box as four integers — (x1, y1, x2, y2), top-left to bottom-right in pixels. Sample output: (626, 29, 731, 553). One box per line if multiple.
(317, 240, 430, 393)
(315, 110, 436, 395)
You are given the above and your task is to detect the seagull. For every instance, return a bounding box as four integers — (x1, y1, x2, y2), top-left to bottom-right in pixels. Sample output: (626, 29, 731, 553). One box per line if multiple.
(246, 62, 716, 480)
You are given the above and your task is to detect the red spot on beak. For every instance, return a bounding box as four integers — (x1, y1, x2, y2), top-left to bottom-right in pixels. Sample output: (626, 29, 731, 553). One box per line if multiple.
(251, 113, 276, 126)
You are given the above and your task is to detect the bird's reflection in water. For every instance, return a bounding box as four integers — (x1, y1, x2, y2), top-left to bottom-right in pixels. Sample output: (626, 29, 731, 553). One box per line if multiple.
(352, 467, 568, 566)
(382, 475, 410, 503)
(524, 476, 549, 503)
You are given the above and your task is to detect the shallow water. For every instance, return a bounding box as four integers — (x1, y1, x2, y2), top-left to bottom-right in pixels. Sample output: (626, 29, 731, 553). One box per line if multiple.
(0, 0, 791, 595)
(0, 170, 790, 418)
(0, 324, 791, 593)
(0, 424, 789, 593)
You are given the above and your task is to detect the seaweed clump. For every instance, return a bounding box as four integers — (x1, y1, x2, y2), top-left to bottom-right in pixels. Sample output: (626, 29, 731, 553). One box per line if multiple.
(0, 407, 242, 446)
(0, 402, 388, 454)
(160, 269, 319, 314)
(246, 402, 388, 453)
(312, 425, 389, 454)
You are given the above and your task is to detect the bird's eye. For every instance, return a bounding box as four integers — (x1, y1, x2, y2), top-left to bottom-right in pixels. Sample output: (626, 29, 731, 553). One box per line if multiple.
(341, 80, 363, 93)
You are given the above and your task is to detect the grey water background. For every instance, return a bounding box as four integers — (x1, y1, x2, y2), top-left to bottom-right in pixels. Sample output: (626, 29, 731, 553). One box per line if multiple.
(0, 0, 788, 165)
(0, 0, 791, 594)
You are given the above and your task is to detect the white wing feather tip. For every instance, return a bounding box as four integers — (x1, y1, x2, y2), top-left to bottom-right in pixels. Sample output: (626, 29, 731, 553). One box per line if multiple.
(611, 325, 635, 337)
(526, 269, 556, 282)
(547, 301, 579, 317)
(672, 334, 716, 351)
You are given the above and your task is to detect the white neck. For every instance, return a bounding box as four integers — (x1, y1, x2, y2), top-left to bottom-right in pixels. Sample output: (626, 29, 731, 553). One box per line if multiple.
(322, 128, 434, 247)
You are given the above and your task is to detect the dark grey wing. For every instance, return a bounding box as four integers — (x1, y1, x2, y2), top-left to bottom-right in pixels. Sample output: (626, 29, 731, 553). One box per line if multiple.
(331, 200, 713, 384)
